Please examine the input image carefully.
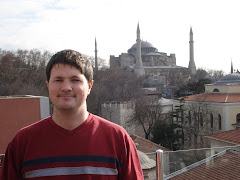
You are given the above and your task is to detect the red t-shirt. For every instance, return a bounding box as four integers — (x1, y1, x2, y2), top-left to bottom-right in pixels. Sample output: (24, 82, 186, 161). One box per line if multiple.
(0, 113, 143, 179)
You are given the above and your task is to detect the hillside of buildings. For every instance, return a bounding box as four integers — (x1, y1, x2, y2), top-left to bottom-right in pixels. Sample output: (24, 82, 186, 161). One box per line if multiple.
(0, 48, 230, 149)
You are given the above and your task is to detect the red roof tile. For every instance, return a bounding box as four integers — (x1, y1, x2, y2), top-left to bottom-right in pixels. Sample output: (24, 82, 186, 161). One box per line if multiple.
(130, 134, 169, 153)
(206, 129, 240, 145)
(182, 93, 240, 103)
(167, 149, 240, 180)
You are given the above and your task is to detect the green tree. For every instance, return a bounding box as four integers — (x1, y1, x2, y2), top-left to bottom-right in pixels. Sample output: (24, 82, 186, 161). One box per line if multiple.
(175, 78, 212, 97)
(151, 120, 182, 150)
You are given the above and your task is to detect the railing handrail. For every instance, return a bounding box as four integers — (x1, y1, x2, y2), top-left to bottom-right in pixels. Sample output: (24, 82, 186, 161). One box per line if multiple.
(163, 144, 240, 153)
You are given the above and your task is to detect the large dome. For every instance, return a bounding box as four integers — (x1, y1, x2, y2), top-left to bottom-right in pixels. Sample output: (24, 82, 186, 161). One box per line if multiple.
(128, 41, 158, 53)
(214, 73, 240, 85)
(131, 41, 155, 49)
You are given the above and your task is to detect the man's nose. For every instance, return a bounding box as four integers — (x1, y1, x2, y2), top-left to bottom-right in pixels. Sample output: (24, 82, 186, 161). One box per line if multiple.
(61, 81, 72, 92)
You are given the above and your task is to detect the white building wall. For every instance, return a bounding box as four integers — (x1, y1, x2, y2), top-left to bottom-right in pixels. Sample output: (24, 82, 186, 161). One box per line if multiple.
(40, 96, 50, 119)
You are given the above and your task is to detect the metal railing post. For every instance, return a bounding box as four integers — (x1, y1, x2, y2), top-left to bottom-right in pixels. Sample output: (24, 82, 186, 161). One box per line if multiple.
(0, 154, 4, 168)
(156, 149, 163, 180)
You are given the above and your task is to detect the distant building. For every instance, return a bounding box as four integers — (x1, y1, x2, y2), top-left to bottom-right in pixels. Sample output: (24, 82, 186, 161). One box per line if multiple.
(101, 101, 136, 135)
(110, 24, 196, 88)
(0, 95, 49, 154)
(174, 72, 240, 149)
(101, 98, 174, 138)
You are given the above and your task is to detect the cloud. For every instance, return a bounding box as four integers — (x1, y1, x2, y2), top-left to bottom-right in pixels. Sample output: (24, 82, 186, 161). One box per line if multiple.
(1, 0, 240, 73)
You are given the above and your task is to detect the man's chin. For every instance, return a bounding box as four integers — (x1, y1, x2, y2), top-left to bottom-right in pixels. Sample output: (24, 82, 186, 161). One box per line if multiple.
(55, 105, 76, 111)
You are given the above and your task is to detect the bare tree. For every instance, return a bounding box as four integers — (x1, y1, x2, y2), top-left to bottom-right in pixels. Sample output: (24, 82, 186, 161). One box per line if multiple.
(167, 68, 190, 88)
(207, 69, 225, 82)
(84, 54, 108, 70)
(0, 49, 52, 96)
(128, 96, 167, 139)
(87, 67, 143, 115)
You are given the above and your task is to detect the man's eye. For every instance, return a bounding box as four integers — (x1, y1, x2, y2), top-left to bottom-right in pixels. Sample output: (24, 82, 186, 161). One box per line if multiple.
(73, 79, 80, 82)
(55, 80, 62, 82)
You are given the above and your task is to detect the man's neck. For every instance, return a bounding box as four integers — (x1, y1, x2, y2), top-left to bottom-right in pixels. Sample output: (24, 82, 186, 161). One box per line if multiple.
(52, 108, 89, 131)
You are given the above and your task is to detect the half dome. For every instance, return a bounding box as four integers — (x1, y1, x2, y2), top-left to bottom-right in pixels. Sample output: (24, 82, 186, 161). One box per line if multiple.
(214, 73, 240, 85)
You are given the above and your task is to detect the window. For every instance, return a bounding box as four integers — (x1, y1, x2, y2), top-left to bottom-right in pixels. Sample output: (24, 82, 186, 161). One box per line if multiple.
(188, 111, 191, 124)
(210, 113, 214, 129)
(218, 114, 222, 130)
(176, 130, 179, 142)
(200, 113, 203, 127)
(194, 112, 197, 125)
(236, 113, 240, 124)
(213, 88, 220, 92)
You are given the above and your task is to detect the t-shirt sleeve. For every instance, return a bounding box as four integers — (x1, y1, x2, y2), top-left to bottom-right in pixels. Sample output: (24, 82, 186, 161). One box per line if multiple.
(0, 144, 22, 180)
(119, 134, 144, 180)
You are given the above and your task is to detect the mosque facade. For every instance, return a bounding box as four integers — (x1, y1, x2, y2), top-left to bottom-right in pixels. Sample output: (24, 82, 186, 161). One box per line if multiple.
(109, 24, 196, 88)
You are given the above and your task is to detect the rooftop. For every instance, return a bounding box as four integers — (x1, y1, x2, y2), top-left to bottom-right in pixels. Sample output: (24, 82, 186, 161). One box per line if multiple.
(130, 134, 169, 153)
(206, 129, 240, 145)
(183, 93, 240, 103)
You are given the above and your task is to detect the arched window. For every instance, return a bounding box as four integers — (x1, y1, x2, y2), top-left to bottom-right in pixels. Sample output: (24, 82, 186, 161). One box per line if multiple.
(236, 113, 240, 124)
(210, 113, 214, 129)
(213, 88, 220, 92)
(218, 114, 222, 130)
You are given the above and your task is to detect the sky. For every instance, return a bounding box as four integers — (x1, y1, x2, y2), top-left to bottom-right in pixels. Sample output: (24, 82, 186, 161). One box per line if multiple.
(0, 0, 239, 74)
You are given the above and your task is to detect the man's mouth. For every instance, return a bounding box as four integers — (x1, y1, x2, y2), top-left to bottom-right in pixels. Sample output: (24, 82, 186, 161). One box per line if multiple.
(58, 94, 75, 98)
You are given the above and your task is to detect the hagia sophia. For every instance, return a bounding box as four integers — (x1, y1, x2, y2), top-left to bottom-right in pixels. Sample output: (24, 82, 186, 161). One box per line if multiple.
(106, 24, 197, 88)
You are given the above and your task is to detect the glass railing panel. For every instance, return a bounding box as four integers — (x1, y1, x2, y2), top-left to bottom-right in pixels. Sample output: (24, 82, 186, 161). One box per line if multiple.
(154, 145, 240, 180)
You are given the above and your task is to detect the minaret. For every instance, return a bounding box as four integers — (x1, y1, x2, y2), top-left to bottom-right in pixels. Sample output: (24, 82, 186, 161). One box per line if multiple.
(135, 23, 145, 77)
(231, 59, 233, 73)
(94, 37, 98, 71)
(188, 27, 197, 75)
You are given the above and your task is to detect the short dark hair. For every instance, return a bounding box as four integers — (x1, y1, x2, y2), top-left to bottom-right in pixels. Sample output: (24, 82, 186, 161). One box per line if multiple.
(46, 50, 93, 83)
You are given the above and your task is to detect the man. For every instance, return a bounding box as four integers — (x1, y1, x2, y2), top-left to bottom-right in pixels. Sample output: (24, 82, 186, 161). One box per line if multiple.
(0, 50, 144, 179)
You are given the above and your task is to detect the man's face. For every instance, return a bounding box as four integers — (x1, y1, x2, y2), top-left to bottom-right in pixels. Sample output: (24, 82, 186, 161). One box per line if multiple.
(46, 64, 93, 111)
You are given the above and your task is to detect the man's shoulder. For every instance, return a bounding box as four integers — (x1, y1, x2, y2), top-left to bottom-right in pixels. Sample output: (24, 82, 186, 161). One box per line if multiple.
(91, 114, 128, 134)
(14, 116, 51, 138)
(91, 114, 122, 127)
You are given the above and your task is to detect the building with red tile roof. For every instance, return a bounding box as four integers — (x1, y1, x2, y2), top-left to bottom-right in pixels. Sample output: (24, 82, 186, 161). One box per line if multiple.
(184, 93, 240, 103)
(206, 129, 240, 145)
(130, 134, 169, 153)
(173, 73, 240, 149)
(204, 129, 240, 155)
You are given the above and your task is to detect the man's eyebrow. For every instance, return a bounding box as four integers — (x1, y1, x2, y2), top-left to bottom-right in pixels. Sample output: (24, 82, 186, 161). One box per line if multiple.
(53, 76, 63, 79)
(71, 75, 81, 78)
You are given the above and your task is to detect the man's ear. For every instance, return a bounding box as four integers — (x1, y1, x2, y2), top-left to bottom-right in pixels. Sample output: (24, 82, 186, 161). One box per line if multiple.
(46, 81, 49, 89)
(88, 80, 94, 95)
